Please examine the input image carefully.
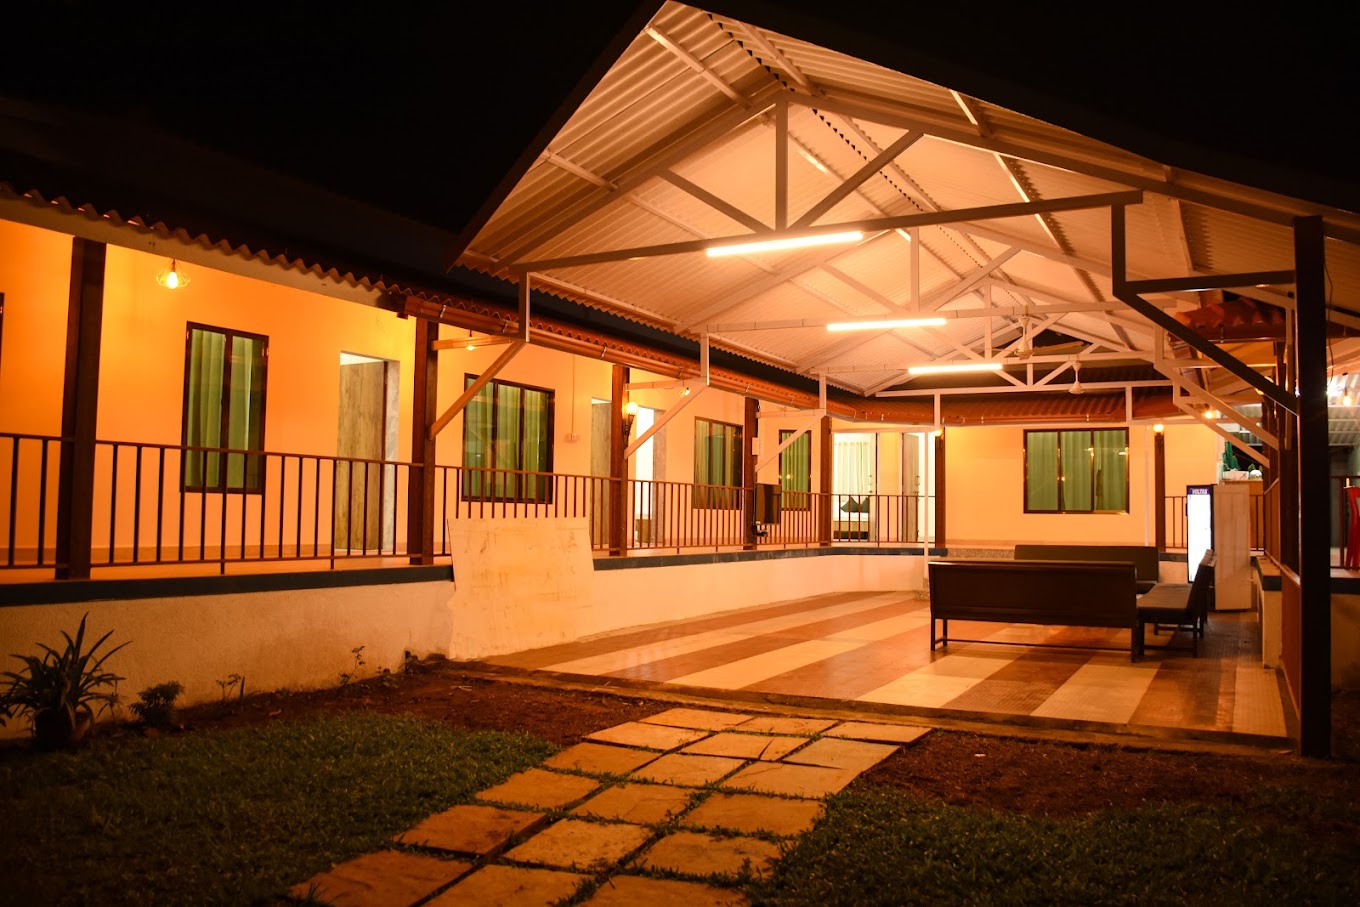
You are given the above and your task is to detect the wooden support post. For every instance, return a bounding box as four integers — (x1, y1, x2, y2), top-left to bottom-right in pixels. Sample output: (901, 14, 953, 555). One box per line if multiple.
(743, 396, 758, 550)
(55, 239, 105, 579)
(1294, 214, 1331, 758)
(934, 429, 947, 548)
(609, 365, 627, 555)
(1154, 429, 1166, 551)
(407, 318, 438, 565)
(818, 415, 832, 546)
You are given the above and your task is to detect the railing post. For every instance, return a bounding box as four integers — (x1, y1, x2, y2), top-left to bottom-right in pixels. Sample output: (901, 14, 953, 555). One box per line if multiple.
(818, 414, 832, 546)
(55, 238, 105, 580)
(609, 365, 628, 555)
(743, 396, 758, 550)
(934, 428, 947, 548)
(407, 318, 438, 564)
(1153, 427, 1166, 551)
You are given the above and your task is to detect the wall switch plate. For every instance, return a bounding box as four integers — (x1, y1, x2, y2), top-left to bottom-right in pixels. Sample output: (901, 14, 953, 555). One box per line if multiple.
(566, 432, 581, 443)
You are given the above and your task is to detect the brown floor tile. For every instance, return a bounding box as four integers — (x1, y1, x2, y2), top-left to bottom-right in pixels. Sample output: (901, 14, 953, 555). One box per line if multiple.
(630, 753, 747, 787)
(288, 851, 471, 907)
(503, 818, 653, 872)
(425, 865, 586, 906)
(642, 707, 753, 730)
(731, 715, 837, 735)
(393, 803, 545, 855)
(572, 782, 696, 824)
(822, 721, 932, 744)
(581, 874, 749, 906)
(633, 830, 781, 879)
(586, 722, 711, 750)
(541, 742, 661, 776)
(681, 792, 824, 836)
(720, 761, 859, 798)
(682, 731, 806, 761)
(780, 737, 897, 772)
(475, 768, 600, 810)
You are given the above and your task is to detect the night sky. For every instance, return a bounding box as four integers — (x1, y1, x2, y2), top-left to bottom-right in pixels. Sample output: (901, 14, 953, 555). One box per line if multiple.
(4, 1, 1356, 233)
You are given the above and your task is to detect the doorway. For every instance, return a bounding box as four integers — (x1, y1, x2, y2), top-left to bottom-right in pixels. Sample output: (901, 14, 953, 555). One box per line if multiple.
(336, 353, 398, 552)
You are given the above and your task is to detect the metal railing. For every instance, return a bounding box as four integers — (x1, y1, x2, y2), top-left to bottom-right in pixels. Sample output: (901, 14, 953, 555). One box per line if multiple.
(1162, 488, 1272, 553)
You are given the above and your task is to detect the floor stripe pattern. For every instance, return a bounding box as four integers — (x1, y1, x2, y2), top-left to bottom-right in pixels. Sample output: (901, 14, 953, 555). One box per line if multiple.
(485, 592, 1289, 741)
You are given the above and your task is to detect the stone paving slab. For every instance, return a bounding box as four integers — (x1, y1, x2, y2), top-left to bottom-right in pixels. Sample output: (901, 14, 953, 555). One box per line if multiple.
(630, 752, 748, 787)
(720, 761, 861, 798)
(822, 721, 933, 744)
(780, 737, 898, 772)
(425, 864, 587, 906)
(288, 850, 471, 907)
(475, 767, 601, 810)
(582, 874, 749, 906)
(393, 803, 545, 855)
(587, 721, 711, 750)
(681, 731, 806, 761)
(634, 830, 782, 880)
(503, 818, 653, 872)
(641, 707, 753, 730)
(732, 715, 838, 736)
(572, 782, 696, 824)
(542, 741, 661, 776)
(680, 792, 825, 837)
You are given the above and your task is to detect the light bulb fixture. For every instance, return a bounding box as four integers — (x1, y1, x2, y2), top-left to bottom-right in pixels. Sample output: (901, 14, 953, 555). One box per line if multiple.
(155, 259, 189, 290)
(705, 230, 863, 258)
(621, 399, 638, 437)
(1346, 393, 1354, 407)
(1153, 423, 1165, 434)
(679, 385, 691, 397)
(906, 362, 1003, 375)
(931, 427, 943, 438)
(465, 330, 476, 351)
(1069, 360, 1085, 395)
(826, 317, 946, 332)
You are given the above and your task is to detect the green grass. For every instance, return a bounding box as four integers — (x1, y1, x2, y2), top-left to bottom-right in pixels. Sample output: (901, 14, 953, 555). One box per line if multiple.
(747, 787, 1360, 906)
(0, 713, 554, 906)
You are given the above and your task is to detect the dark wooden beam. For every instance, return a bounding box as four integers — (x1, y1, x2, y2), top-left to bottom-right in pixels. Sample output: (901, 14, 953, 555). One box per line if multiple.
(818, 415, 832, 546)
(609, 365, 627, 556)
(934, 429, 947, 548)
(1154, 428, 1166, 551)
(407, 318, 437, 565)
(743, 396, 758, 549)
(1294, 214, 1331, 758)
(55, 239, 105, 579)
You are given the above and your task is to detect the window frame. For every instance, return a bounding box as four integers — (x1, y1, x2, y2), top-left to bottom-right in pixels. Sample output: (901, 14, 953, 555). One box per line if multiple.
(460, 373, 556, 504)
(693, 417, 743, 510)
(181, 322, 269, 494)
(778, 429, 812, 511)
(1023, 427, 1130, 514)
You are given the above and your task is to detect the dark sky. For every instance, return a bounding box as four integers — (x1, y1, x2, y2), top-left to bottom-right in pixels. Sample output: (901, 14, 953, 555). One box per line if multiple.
(5, 1, 1356, 232)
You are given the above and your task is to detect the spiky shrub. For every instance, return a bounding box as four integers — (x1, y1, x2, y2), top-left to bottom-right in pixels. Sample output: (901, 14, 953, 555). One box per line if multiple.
(0, 613, 129, 749)
(130, 681, 184, 730)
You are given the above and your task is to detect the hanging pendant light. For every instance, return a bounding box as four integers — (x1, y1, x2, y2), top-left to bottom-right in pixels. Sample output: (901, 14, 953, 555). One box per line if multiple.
(1069, 360, 1085, 394)
(155, 259, 190, 290)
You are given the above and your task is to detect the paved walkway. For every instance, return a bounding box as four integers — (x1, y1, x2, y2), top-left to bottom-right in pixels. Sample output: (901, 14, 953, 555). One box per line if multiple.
(289, 706, 930, 906)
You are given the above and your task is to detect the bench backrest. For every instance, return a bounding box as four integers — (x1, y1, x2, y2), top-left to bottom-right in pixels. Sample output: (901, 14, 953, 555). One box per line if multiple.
(1013, 544, 1160, 583)
(928, 558, 1138, 628)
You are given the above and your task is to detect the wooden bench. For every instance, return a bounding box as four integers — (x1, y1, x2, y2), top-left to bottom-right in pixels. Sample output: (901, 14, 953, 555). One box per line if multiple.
(1133, 551, 1215, 659)
(928, 558, 1139, 659)
(1013, 543, 1161, 594)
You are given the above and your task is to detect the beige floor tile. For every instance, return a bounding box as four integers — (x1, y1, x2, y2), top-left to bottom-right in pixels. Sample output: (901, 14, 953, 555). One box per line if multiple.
(572, 782, 696, 824)
(720, 761, 860, 798)
(634, 830, 782, 879)
(587, 721, 711, 750)
(681, 792, 824, 836)
(475, 768, 600, 810)
(288, 851, 471, 907)
(581, 874, 749, 906)
(731, 715, 838, 736)
(822, 721, 932, 744)
(541, 742, 661, 776)
(503, 818, 653, 872)
(667, 640, 863, 690)
(630, 752, 747, 787)
(781, 737, 898, 772)
(425, 864, 587, 906)
(641, 707, 753, 730)
(393, 803, 545, 855)
(681, 732, 806, 761)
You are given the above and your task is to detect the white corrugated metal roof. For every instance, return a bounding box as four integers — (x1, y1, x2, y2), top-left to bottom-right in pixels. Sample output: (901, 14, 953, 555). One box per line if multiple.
(457, 0, 1360, 417)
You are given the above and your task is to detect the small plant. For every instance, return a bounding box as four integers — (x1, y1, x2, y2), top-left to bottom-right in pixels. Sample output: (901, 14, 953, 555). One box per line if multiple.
(0, 612, 129, 750)
(338, 645, 366, 687)
(130, 681, 184, 730)
(216, 673, 245, 703)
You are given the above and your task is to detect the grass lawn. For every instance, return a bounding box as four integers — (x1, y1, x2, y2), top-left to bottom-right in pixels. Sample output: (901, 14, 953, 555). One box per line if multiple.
(3, 712, 1357, 905)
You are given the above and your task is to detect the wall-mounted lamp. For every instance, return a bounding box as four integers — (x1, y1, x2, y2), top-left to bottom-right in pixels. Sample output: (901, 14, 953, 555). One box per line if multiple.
(622, 400, 639, 437)
(1153, 423, 1165, 434)
(155, 259, 189, 290)
(931, 427, 943, 438)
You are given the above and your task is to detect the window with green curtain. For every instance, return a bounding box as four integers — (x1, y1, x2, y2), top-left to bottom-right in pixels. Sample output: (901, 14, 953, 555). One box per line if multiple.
(779, 429, 811, 510)
(1024, 428, 1128, 513)
(183, 324, 267, 493)
(694, 417, 742, 509)
(461, 375, 554, 502)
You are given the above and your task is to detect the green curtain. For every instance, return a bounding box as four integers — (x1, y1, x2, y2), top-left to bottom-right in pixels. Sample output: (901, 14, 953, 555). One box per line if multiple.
(462, 378, 552, 502)
(1093, 429, 1128, 511)
(462, 380, 493, 499)
(225, 335, 265, 491)
(1059, 430, 1093, 511)
(694, 419, 741, 509)
(780, 430, 811, 509)
(185, 329, 225, 488)
(1025, 431, 1059, 511)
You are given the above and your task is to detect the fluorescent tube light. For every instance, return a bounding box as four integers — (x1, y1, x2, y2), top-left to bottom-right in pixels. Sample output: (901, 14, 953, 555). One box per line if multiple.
(906, 362, 1004, 375)
(826, 317, 946, 332)
(706, 230, 863, 257)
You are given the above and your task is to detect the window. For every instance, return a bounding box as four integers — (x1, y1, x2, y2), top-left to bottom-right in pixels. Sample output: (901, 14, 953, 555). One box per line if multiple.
(462, 375, 553, 502)
(694, 418, 742, 509)
(779, 429, 811, 510)
(1024, 428, 1128, 513)
(182, 324, 267, 492)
